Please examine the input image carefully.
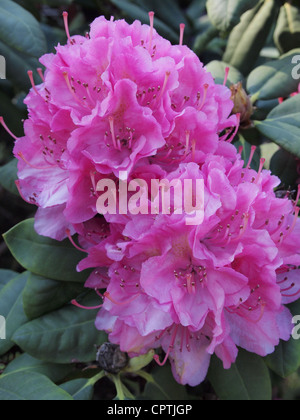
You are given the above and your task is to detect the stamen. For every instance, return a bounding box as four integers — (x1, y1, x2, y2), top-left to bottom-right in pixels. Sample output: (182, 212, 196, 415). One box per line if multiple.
(282, 288, 300, 298)
(226, 113, 240, 143)
(183, 130, 190, 158)
(246, 146, 257, 169)
(63, 12, 74, 45)
(104, 291, 140, 306)
(66, 229, 88, 253)
(37, 68, 45, 82)
(198, 84, 209, 111)
(285, 207, 300, 238)
(148, 12, 155, 52)
(63, 72, 83, 105)
(108, 116, 119, 150)
(0, 117, 19, 141)
(17, 152, 53, 170)
(154, 325, 179, 366)
(157, 71, 171, 102)
(179, 24, 185, 46)
(255, 158, 266, 184)
(223, 67, 230, 86)
(71, 300, 103, 310)
(27, 71, 41, 96)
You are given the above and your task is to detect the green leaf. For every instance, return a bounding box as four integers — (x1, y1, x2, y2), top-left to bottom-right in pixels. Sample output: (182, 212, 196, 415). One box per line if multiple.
(0, 0, 47, 89)
(207, 0, 259, 32)
(227, 0, 280, 75)
(3, 353, 72, 383)
(265, 300, 300, 378)
(254, 94, 300, 158)
(60, 378, 94, 401)
(110, 0, 179, 43)
(274, 3, 300, 54)
(0, 271, 28, 356)
(223, 1, 263, 64)
(12, 294, 107, 364)
(0, 159, 18, 196)
(270, 148, 299, 187)
(143, 364, 190, 400)
(247, 49, 300, 102)
(22, 272, 85, 320)
(0, 269, 17, 290)
(0, 0, 46, 57)
(3, 219, 89, 283)
(135, 0, 188, 31)
(208, 350, 272, 400)
(0, 371, 73, 400)
(205, 60, 245, 87)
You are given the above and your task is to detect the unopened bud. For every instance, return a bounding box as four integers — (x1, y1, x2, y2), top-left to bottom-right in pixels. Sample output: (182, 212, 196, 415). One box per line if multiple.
(230, 82, 254, 128)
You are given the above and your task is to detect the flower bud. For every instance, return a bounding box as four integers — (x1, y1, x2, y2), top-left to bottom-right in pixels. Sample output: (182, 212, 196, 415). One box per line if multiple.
(230, 82, 254, 128)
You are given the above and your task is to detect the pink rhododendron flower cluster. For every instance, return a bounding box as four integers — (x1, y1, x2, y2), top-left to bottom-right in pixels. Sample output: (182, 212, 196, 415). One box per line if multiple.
(4, 13, 300, 386)
(10, 13, 237, 240)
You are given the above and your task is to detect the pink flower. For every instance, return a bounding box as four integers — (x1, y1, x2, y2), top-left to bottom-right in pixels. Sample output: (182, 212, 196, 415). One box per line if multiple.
(5, 12, 238, 240)
(80, 153, 300, 386)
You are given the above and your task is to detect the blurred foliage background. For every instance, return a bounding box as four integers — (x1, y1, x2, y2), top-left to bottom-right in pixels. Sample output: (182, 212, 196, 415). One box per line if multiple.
(1, 0, 300, 400)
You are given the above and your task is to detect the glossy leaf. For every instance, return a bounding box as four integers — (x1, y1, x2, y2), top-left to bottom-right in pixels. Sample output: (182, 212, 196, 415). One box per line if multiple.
(274, 3, 300, 54)
(4, 219, 89, 283)
(254, 95, 300, 158)
(206, 60, 244, 87)
(265, 300, 300, 378)
(22, 272, 85, 320)
(0, 159, 18, 196)
(208, 351, 272, 400)
(0, 371, 73, 401)
(12, 294, 107, 364)
(207, 0, 259, 32)
(60, 378, 94, 401)
(110, 0, 179, 43)
(0, 0, 46, 89)
(0, 269, 17, 290)
(247, 49, 300, 101)
(228, 0, 280, 75)
(3, 353, 72, 383)
(0, 271, 28, 356)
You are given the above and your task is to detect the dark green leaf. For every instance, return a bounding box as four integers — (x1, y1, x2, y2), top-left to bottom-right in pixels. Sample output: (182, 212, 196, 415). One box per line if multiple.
(0, 159, 18, 196)
(22, 272, 85, 320)
(0, 269, 17, 290)
(3, 353, 72, 383)
(208, 350, 272, 400)
(254, 94, 300, 158)
(0, 0, 46, 57)
(227, 0, 280, 75)
(143, 364, 190, 400)
(274, 3, 300, 54)
(270, 148, 299, 187)
(4, 219, 89, 283)
(207, 0, 259, 32)
(12, 294, 107, 364)
(60, 378, 94, 401)
(206, 60, 245, 87)
(0, 271, 28, 356)
(247, 49, 300, 102)
(0, 371, 73, 400)
(0, 0, 47, 89)
(223, 1, 263, 64)
(110, 0, 179, 43)
(265, 300, 300, 378)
